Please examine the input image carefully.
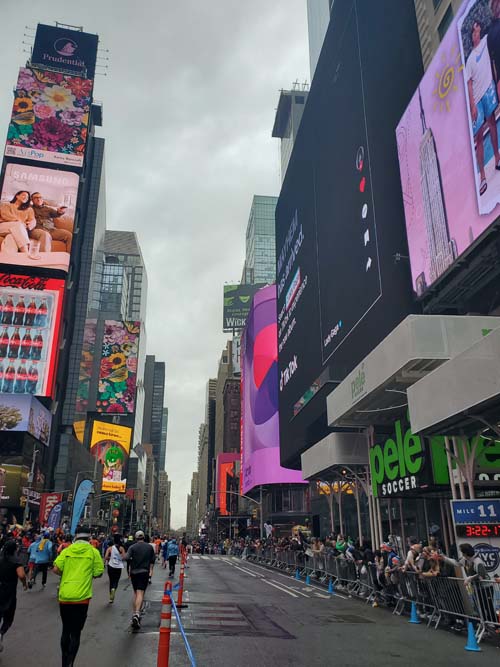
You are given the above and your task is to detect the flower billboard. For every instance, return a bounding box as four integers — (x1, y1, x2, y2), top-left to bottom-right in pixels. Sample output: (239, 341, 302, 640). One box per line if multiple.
(96, 321, 140, 414)
(4, 67, 93, 168)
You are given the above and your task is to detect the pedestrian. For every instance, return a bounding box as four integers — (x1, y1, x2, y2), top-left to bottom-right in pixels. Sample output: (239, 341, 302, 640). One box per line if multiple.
(124, 530, 156, 630)
(0, 540, 27, 652)
(104, 534, 125, 603)
(167, 537, 179, 577)
(52, 525, 104, 667)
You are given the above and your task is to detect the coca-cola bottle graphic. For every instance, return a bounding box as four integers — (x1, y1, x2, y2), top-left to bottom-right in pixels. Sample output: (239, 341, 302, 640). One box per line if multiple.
(24, 299, 37, 327)
(8, 328, 21, 359)
(13, 297, 26, 326)
(20, 331, 32, 359)
(26, 364, 38, 394)
(31, 332, 43, 361)
(0, 327, 9, 357)
(2, 296, 14, 325)
(14, 361, 27, 393)
(35, 299, 48, 327)
(2, 362, 16, 393)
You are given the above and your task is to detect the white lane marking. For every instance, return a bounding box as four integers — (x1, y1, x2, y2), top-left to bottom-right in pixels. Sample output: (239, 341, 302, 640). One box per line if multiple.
(271, 579, 310, 598)
(192, 555, 200, 560)
(239, 560, 349, 599)
(315, 593, 330, 599)
(262, 579, 299, 598)
(230, 564, 257, 578)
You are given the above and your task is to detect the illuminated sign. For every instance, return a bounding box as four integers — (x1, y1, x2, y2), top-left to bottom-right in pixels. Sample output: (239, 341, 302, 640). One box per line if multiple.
(90, 420, 132, 493)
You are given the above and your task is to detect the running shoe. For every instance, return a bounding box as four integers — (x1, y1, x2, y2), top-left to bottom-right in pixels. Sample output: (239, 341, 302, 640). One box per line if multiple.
(131, 614, 141, 630)
(109, 588, 116, 603)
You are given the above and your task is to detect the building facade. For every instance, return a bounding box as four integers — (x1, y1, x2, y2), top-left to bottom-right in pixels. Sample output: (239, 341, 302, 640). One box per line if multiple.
(307, 0, 333, 79)
(414, 0, 462, 69)
(272, 88, 309, 184)
(242, 195, 278, 285)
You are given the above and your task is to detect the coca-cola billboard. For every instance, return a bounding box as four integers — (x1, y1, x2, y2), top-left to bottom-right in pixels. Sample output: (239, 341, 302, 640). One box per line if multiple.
(0, 272, 64, 397)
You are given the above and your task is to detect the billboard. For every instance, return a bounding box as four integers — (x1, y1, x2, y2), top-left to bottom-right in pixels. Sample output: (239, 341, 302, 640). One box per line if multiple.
(0, 272, 64, 397)
(31, 24, 99, 79)
(396, 0, 500, 296)
(5, 67, 92, 168)
(241, 285, 306, 494)
(0, 463, 28, 507)
(276, 0, 422, 468)
(90, 420, 132, 493)
(223, 283, 266, 332)
(96, 321, 140, 414)
(216, 453, 239, 516)
(0, 394, 52, 445)
(0, 163, 79, 273)
(76, 319, 96, 414)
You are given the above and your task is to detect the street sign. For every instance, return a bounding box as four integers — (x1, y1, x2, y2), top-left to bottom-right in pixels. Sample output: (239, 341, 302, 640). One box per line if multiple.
(450, 500, 500, 577)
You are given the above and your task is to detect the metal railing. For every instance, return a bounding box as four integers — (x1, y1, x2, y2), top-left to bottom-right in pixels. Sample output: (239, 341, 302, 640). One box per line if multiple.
(233, 546, 500, 643)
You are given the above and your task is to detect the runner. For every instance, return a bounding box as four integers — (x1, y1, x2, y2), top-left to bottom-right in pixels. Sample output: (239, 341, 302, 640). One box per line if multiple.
(124, 530, 155, 630)
(104, 534, 125, 603)
(0, 540, 27, 652)
(52, 525, 104, 667)
(167, 537, 179, 578)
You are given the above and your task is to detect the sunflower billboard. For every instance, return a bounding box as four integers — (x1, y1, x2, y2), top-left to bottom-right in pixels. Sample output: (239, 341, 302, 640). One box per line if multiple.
(4, 67, 93, 168)
(90, 421, 132, 493)
(96, 321, 140, 414)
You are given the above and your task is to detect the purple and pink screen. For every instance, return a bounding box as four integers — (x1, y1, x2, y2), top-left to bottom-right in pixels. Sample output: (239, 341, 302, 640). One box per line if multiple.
(241, 285, 305, 494)
(396, 0, 500, 296)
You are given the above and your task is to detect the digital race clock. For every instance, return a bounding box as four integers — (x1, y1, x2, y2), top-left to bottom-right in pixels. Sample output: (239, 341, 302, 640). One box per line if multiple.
(456, 524, 500, 538)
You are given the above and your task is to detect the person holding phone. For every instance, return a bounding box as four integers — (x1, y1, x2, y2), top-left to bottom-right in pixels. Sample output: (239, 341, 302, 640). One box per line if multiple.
(31, 192, 72, 253)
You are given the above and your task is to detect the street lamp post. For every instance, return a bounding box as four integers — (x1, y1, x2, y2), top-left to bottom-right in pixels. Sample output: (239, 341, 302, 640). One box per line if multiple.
(22, 444, 39, 526)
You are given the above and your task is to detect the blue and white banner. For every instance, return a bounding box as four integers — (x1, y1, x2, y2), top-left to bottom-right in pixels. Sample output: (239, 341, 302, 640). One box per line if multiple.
(47, 502, 62, 530)
(451, 500, 500, 524)
(70, 478, 93, 535)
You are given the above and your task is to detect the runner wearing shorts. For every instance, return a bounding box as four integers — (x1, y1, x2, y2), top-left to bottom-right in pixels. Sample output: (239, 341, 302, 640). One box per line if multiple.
(124, 530, 155, 630)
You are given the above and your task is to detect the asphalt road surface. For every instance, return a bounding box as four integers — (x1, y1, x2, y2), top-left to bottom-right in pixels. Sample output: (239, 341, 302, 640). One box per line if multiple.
(3, 554, 498, 666)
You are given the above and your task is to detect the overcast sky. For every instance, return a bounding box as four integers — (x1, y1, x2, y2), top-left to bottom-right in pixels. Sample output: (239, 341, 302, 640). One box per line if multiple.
(0, 1, 310, 528)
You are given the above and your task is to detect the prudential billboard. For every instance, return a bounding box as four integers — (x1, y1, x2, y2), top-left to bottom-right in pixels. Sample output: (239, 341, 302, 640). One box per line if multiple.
(397, 0, 500, 296)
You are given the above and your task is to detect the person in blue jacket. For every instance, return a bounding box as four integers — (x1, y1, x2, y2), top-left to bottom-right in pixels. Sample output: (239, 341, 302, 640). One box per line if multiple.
(28, 532, 53, 588)
(166, 538, 179, 577)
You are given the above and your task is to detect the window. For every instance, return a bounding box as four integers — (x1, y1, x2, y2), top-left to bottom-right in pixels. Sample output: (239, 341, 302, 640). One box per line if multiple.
(433, 0, 442, 10)
(294, 95, 305, 104)
(438, 5, 453, 42)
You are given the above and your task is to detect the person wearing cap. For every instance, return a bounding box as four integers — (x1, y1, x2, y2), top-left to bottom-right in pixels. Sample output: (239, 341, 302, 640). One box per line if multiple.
(123, 530, 156, 630)
(30, 531, 53, 589)
(52, 526, 104, 667)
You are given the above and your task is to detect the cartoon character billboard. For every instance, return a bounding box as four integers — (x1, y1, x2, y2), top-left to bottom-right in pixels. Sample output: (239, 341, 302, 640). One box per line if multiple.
(90, 421, 132, 493)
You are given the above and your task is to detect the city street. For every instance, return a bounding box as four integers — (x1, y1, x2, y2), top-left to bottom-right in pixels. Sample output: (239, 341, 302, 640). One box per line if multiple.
(3, 555, 498, 666)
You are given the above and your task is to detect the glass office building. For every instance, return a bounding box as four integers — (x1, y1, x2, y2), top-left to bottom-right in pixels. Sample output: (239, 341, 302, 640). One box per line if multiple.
(243, 195, 278, 285)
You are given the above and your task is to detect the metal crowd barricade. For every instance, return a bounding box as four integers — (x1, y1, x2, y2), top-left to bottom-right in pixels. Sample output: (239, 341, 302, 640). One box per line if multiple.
(394, 571, 436, 622)
(473, 579, 500, 642)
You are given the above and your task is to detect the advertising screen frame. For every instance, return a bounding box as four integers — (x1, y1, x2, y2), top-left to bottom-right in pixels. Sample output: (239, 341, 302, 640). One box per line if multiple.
(223, 283, 267, 332)
(90, 420, 132, 494)
(31, 24, 99, 79)
(0, 271, 65, 398)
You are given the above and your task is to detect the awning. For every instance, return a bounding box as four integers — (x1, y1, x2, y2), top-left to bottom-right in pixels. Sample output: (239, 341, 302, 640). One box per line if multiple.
(301, 431, 368, 480)
(326, 315, 500, 428)
(408, 325, 500, 436)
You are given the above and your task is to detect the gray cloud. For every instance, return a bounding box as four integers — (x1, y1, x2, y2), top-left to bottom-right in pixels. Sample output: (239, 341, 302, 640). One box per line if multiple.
(0, 0, 309, 527)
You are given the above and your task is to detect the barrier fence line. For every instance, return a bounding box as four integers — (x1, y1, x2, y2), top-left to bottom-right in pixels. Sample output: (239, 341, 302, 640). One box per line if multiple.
(170, 592, 197, 667)
(235, 546, 500, 643)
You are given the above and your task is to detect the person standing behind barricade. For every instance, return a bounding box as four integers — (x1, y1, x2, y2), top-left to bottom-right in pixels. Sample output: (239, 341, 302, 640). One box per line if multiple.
(52, 526, 104, 667)
(104, 534, 125, 604)
(124, 530, 156, 630)
(167, 537, 179, 578)
(403, 538, 422, 572)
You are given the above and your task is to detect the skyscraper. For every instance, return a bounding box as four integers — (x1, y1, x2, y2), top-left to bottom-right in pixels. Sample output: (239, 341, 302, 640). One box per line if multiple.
(142, 355, 166, 470)
(160, 407, 169, 471)
(272, 87, 309, 184)
(242, 195, 278, 285)
(413, 0, 461, 70)
(306, 0, 333, 79)
(418, 87, 455, 291)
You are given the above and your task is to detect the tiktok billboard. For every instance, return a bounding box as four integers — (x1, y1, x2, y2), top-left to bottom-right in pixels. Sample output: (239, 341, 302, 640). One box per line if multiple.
(0, 272, 65, 397)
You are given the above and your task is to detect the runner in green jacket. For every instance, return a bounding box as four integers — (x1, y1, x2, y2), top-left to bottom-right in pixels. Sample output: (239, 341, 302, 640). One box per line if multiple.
(53, 526, 104, 667)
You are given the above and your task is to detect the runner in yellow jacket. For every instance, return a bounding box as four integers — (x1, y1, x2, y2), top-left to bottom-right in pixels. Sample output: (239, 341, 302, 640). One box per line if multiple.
(53, 526, 104, 667)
